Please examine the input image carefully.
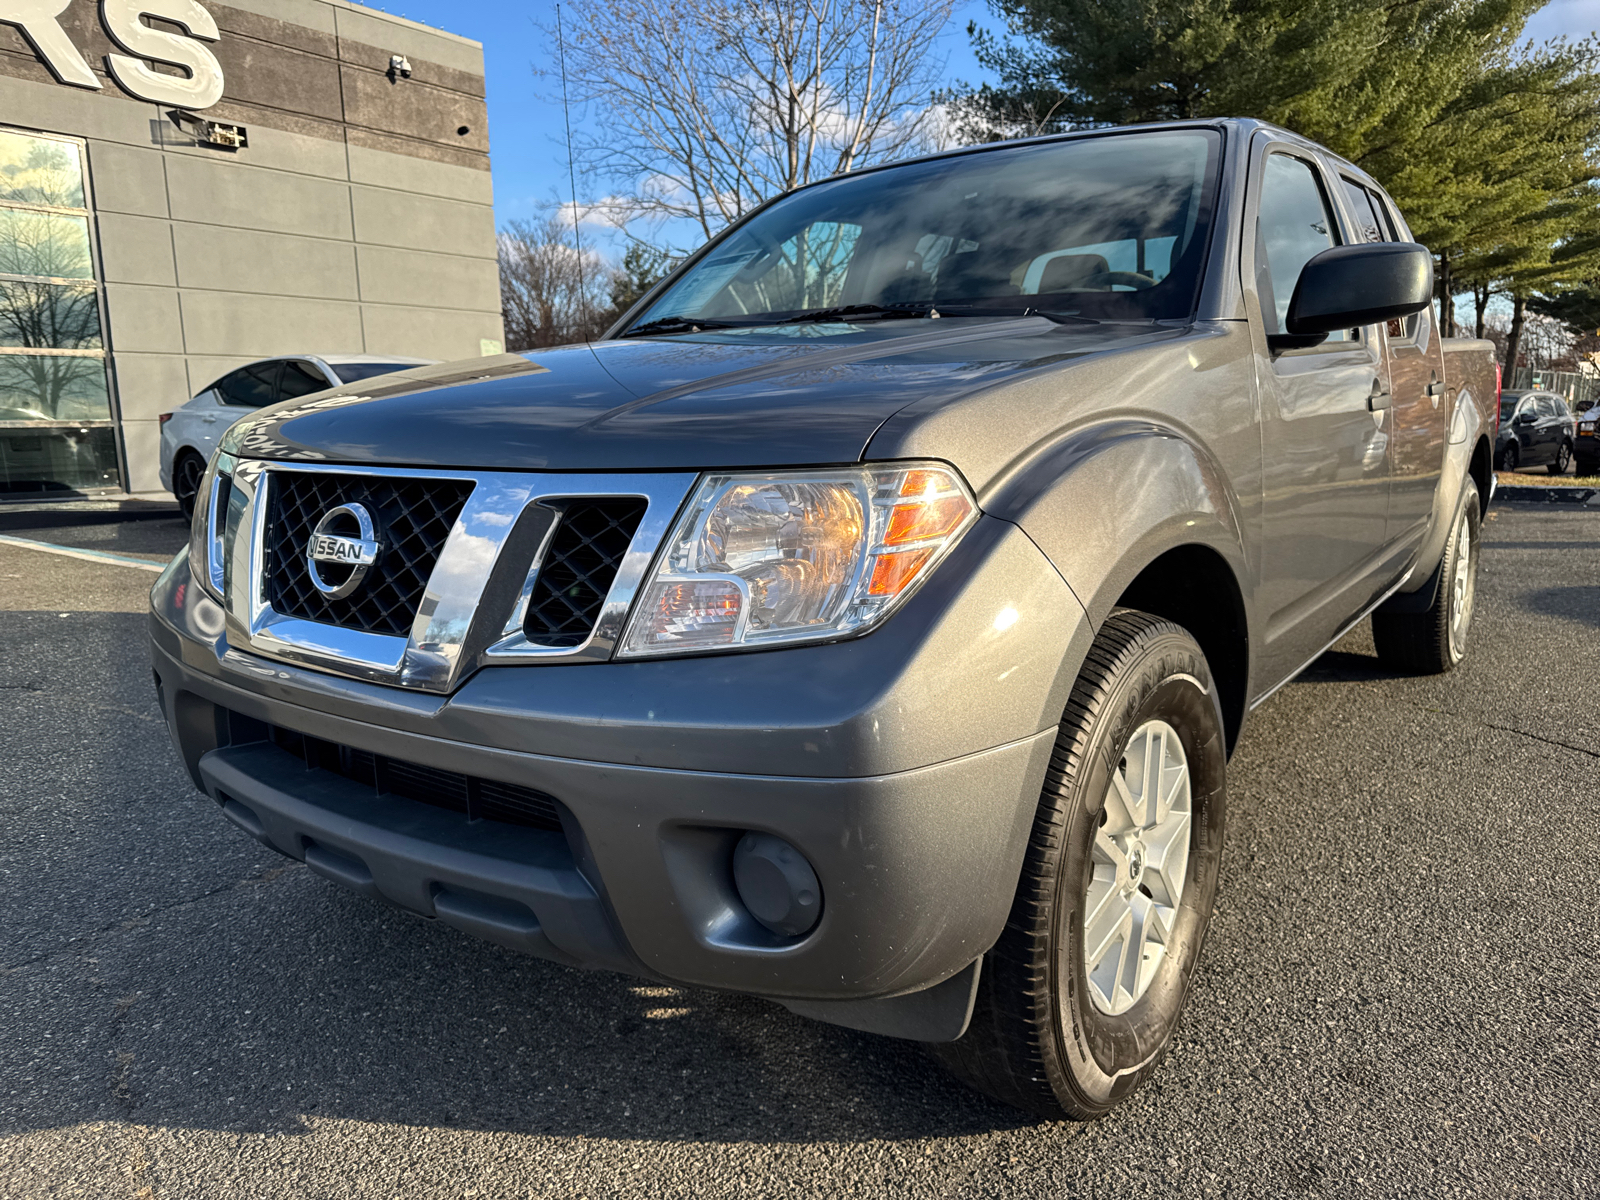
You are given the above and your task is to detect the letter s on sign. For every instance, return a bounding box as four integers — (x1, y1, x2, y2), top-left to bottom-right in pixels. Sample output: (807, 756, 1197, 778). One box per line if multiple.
(101, 0, 224, 109)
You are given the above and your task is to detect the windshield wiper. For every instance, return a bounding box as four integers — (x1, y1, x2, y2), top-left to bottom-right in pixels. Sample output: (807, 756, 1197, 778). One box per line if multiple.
(1021, 308, 1099, 325)
(776, 303, 939, 324)
(625, 315, 746, 337)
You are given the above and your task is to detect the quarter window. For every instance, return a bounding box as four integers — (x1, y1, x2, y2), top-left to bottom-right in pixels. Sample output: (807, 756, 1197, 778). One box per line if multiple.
(1256, 153, 1349, 341)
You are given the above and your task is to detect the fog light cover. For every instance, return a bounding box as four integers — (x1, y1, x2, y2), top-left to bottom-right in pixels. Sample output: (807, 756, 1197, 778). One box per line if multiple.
(618, 463, 975, 657)
(732, 832, 822, 938)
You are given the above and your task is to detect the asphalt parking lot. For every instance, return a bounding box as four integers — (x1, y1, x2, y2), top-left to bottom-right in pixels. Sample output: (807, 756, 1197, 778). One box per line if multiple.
(1, 498, 1595, 1198)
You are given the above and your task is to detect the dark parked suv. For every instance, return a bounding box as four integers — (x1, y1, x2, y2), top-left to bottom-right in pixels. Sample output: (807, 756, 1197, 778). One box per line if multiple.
(151, 119, 1497, 1120)
(1497, 390, 1576, 475)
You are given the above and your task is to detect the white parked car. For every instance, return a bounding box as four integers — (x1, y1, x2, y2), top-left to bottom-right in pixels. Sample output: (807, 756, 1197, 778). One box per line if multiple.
(159, 355, 435, 515)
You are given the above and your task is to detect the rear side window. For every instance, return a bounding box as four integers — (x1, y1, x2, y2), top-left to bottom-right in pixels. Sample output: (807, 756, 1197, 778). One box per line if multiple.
(212, 361, 279, 408)
(1256, 153, 1349, 341)
(279, 360, 330, 399)
(1339, 178, 1387, 244)
(1340, 177, 1423, 340)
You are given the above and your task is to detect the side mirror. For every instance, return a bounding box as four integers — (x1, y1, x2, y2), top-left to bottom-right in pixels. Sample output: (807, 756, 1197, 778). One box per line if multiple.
(1514, 410, 1537, 425)
(1270, 242, 1434, 352)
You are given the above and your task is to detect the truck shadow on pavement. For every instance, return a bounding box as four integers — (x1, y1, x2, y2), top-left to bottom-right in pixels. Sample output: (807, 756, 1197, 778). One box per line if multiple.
(1293, 648, 1397, 684)
(5, 859, 1041, 1144)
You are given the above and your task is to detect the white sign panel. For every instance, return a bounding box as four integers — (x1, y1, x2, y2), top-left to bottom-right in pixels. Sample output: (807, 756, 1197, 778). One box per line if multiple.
(0, 0, 224, 108)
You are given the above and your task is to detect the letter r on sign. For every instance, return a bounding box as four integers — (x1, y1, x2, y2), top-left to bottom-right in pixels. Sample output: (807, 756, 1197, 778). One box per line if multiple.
(0, 0, 102, 89)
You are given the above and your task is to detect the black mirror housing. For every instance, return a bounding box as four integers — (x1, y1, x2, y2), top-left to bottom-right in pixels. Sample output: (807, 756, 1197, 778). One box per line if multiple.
(1278, 242, 1434, 344)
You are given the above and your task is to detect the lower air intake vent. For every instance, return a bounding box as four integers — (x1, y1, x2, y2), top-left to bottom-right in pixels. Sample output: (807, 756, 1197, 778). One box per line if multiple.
(269, 725, 563, 833)
(524, 498, 647, 647)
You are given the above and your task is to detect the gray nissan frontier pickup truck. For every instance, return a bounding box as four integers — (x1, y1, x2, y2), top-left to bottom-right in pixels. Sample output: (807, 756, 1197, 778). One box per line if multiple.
(150, 118, 1497, 1119)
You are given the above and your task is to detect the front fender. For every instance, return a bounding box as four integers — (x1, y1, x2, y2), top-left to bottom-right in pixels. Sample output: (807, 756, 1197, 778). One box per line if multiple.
(981, 419, 1252, 629)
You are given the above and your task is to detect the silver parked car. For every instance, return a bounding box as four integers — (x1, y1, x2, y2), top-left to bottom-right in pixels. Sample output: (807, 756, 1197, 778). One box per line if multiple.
(159, 355, 434, 515)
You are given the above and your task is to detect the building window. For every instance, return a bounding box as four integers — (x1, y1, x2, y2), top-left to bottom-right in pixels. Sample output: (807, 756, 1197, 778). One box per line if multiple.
(0, 128, 120, 495)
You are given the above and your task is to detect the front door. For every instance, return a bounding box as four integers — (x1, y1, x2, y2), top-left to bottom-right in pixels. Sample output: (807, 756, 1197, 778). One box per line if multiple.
(1249, 145, 1392, 687)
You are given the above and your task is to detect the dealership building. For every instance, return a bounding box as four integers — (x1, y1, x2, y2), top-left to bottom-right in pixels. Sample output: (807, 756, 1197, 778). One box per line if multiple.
(0, 0, 503, 497)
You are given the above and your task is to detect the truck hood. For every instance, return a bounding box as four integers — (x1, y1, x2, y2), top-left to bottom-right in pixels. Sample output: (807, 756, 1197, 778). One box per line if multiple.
(229, 318, 1182, 472)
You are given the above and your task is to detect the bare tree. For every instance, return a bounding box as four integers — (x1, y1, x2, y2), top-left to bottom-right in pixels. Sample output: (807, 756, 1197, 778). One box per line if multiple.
(497, 214, 615, 350)
(549, 0, 957, 246)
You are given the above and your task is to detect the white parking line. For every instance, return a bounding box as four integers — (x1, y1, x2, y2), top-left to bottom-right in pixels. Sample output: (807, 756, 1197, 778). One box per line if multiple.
(0, 533, 167, 573)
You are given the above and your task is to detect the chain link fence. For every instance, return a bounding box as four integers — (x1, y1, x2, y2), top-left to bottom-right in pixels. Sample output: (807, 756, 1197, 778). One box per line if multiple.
(1505, 367, 1598, 410)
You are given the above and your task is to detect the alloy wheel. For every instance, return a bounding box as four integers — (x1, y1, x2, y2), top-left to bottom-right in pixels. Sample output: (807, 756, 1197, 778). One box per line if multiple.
(175, 456, 204, 518)
(1083, 718, 1192, 1016)
(1447, 505, 1476, 662)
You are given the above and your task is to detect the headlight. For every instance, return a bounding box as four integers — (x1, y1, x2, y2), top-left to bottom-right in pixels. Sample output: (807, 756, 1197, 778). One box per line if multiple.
(1581, 420, 1595, 432)
(618, 463, 977, 657)
(187, 449, 234, 601)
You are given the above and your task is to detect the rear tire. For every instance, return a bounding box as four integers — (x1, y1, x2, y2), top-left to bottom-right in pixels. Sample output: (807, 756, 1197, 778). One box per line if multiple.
(1548, 440, 1573, 476)
(1372, 479, 1480, 674)
(929, 611, 1227, 1120)
(173, 451, 206, 520)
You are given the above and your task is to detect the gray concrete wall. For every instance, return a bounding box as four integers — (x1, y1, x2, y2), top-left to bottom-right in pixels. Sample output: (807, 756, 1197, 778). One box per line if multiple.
(0, 0, 502, 494)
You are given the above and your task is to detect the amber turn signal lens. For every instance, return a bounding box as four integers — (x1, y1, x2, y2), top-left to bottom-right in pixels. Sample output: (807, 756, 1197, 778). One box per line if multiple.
(868, 547, 935, 596)
(884, 495, 970, 546)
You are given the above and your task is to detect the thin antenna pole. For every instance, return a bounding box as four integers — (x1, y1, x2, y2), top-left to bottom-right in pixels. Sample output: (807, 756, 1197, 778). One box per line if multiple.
(554, 3, 593, 342)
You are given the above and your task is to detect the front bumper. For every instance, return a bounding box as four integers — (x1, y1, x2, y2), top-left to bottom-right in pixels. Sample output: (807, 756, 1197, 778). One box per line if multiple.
(149, 514, 1090, 1028)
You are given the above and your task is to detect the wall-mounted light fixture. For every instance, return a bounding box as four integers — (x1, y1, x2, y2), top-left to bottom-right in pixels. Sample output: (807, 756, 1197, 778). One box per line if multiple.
(168, 108, 248, 149)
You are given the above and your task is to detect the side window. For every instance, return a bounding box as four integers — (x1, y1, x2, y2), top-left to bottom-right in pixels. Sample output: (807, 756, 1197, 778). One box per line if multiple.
(1359, 187, 1420, 340)
(213, 361, 280, 408)
(1256, 153, 1349, 342)
(1339, 178, 1386, 244)
(279, 361, 330, 400)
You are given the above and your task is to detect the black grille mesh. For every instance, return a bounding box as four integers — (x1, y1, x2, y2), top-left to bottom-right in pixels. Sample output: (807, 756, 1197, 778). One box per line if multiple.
(269, 725, 563, 833)
(524, 499, 647, 647)
(263, 472, 473, 636)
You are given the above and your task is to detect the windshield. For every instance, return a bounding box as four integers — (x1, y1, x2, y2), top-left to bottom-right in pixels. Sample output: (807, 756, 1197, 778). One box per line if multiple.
(628, 130, 1222, 333)
(331, 362, 421, 384)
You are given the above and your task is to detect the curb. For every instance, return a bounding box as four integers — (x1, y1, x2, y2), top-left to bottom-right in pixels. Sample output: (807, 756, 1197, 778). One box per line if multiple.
(1494, 485, 1600, 505)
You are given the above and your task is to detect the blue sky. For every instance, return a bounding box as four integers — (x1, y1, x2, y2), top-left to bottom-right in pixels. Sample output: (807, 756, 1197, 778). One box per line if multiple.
(371, 0, 1591, 259)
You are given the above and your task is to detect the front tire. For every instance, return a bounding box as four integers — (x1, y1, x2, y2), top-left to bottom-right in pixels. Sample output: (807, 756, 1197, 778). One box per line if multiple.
(1548, 440, 1573, 476)
(1497, 443, 1518, 472)
(930, 611, 1227, 1120)
(1372, 479, 1480, 674)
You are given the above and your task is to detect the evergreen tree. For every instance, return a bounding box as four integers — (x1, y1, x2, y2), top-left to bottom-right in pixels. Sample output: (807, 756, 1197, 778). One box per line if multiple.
(953, 2, 1600, 351)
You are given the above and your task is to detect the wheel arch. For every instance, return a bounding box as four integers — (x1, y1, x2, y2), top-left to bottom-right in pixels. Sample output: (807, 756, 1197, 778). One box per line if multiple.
(982, 419, 1254, 752)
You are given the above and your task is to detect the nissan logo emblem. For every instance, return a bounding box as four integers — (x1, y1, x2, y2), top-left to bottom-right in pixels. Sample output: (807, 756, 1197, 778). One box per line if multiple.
(306, 502, 380, 599)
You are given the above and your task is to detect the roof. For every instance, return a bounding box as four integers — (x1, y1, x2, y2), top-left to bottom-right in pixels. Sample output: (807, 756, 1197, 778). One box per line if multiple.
(312, 354, 437, 365)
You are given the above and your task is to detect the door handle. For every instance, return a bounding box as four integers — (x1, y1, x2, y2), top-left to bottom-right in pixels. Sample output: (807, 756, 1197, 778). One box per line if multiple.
(1425, 381, 1445, 397)
(1367, 379, 1391, 412)
(201, 414, 218, 423)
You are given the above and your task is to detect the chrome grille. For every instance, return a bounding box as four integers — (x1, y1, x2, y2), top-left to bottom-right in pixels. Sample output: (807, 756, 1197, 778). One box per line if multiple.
(262, 471, 473, 636)
(524, 498, 648, 647)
